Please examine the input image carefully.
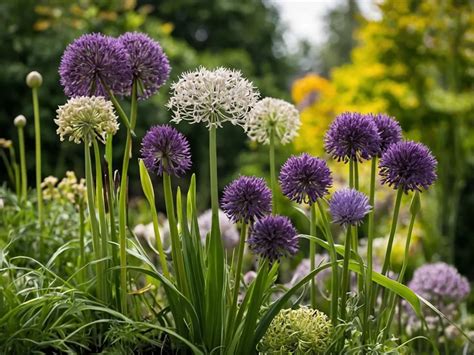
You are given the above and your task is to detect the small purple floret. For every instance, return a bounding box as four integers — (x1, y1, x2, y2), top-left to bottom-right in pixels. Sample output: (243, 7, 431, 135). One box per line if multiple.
(379, 140, 437, 193)
(369, 113, 402, 154)
(118, 32, 171, 100)
(329, 188, 371, 227)
(279, 153, 332, 205)
(59, 33, 133, 97)
(221, 176, 272, 223)
(324, 112, 381, 162)
(140, 125, 192, 177)
(247, 215, 298, 262)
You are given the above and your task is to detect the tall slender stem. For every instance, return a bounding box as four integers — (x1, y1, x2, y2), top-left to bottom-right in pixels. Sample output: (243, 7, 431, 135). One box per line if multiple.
(364, 157, 377, 342)
(269, 129, 277, 214)
(118, 81, 138, 314)
(340, 226, 352, 319)
(309, 203, 317, 308)
(209, 126, 221, 234)
(84, 141, 104, 301)
(78, 200, 86, 286)
(163, 171, 187, 292)
(8, 147, 20, 198)
(32, 87, 43, 257)
(317, 200, 338, 325)
(227, 222, 248, 337)
(380, 188, 403, 276)
(17, 126, 27, 202)
(150, 203, 170, 279)
(93, 140, 109, 303)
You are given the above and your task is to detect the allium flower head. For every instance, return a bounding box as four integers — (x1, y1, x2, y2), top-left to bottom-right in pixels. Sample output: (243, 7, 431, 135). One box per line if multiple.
(259, 307, 332, 354)
(221, 176, 272, 223)
(118, 32, 170, 100)
(245, 97, 301, 145)
(329, 188, 371, 227)
(379, 140, 437, 193)
(167, 67, 259, 129)
(279, 153, 332, 205)
(55, 96, 119, 144)
(409, 262, 470, 304)
(247, 215, 298, 261)
(324, 112, 381, 162)
(59, 33, 132, 97)
(198, 209, 240, 250)
(140, 125, 192, 177)
(369, 113, 402, 154)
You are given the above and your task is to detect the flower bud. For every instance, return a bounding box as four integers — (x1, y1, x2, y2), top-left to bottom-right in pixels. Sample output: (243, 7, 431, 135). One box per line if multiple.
(14, 115, 27, 128)
(26, 71, 43, 88)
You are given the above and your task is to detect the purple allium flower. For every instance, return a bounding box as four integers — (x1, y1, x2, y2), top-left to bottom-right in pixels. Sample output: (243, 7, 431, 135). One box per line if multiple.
(197, 209, 239, 250)
(247, 215, 298, 262)
(329, 188, 371, 227)
(118, 32, 170, 100)
(369, 113, 403, 154)
(379, 141, 437, 193)
(221, 176, 272, 223)
(407, 262, 470, 325)
(279, 153, 332, 205)
(59, 33, 133, 97)
(140, 125, 191, 177)
(324, 112, 381, 162)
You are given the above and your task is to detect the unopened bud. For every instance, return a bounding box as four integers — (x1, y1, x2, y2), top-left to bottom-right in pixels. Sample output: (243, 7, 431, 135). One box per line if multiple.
(26, 71, 43, 88)
(14, 115, 27, 128)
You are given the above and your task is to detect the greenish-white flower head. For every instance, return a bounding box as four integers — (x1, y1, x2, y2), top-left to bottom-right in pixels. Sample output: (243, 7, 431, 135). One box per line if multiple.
(259, 307, 332, 354)
(246, 97, 301, 145)
(14, 115, 27, 128)
(26, 71, 43, 88)
(167, 67, 259, 129)
(55, 96, 119, 145)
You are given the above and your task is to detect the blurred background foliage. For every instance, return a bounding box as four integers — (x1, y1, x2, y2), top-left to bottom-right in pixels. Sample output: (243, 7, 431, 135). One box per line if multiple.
(0, 0, 473, 280)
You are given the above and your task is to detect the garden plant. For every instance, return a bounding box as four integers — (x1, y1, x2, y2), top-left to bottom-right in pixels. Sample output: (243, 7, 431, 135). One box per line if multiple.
(0, 30, 472, 354)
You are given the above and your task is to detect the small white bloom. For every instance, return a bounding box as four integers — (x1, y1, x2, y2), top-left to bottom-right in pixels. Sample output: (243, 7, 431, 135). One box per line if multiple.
(55, 96, 119, 145)
(26, 71, 43, 88)
(245, 97, 301, 145)
(0, 198, 4, 209)
(167, 67, 259, 129)
(14, 115, 27, 128)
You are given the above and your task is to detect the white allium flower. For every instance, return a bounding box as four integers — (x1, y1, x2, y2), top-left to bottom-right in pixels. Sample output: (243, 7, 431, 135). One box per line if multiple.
(246, 97, 301, 145)
(167, 67, 259, 129)
(55, 96, 119, 144)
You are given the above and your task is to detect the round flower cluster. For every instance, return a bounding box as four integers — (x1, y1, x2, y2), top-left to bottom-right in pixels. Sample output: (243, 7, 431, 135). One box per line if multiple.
(324, 112, 381, 162)
(140, 125, 192, 177)
(118, 32, 170, 99)
(329, 188, 371, 227)
(167, 67, 259, 129)
(55, 96, 119, 144)
(370, 113, 402, 154)
(245, 97, 301, 145)
(379, 140, 437, 193)
(279, 153, 332, 205)
(197, 209, 240, 250)
(259, 307, 332, 354)
(59, 32, 169, 99)
(221, 176, 272, 223)
(247, 215, 298, 262)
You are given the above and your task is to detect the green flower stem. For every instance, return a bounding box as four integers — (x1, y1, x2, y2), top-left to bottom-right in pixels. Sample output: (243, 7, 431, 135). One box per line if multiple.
(162, 171, 187, 292)
(9, 147, 20, 198)
(316, 200, 339, 325)
(349, 159, 354, 188)
(105, 134, 120, 308)
(84, 141, 104, 301)
(227, 221, 248, 337)
(364, 157, 377, 342)
(32, 87, 43, 257)
(350, 159, 362, 292)
(340, 226, 352, 320)
(209, 125, 221, 235)
(118, 81, 138, 314)
(383, 192, 419, 339)
(353, 159, 359, 190)
(78, 200, 86, 286)
(0, 149, 15, 189)
(150, 201, 170, 279)
(309, 203, 317, 308)
(102, 81, 134, 136)
(93, 140, 110, 303)
(17, 126, 27, 202)
(269, 129, 278, 214)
